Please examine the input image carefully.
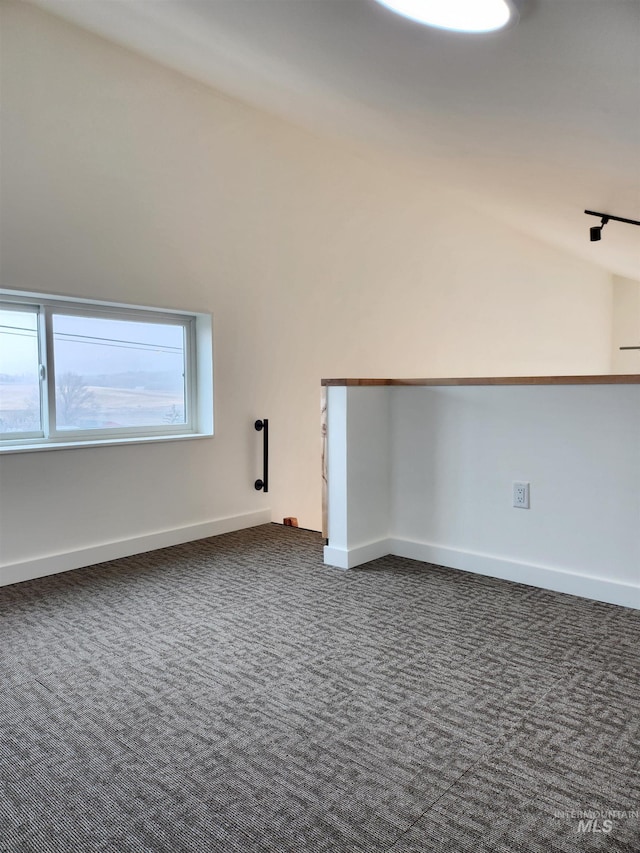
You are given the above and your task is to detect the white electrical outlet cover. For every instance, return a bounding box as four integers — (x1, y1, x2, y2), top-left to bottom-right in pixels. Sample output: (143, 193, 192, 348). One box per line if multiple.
(513, 481, 530, 509)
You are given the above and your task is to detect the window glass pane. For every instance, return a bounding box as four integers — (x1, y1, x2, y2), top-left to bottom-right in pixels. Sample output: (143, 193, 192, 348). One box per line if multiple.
(0, 307, 41, 434)
(52, 314, 186, 431)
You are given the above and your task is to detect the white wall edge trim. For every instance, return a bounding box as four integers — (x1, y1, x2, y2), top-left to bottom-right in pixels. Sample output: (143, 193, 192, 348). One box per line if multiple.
(323, 539, 390, 570)
(323, 536, 638, 609)
(0, 510, 272, 587)
(388, 538, 640, 610)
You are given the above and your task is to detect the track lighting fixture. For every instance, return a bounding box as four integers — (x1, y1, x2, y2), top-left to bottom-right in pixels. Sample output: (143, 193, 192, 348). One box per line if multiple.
(585, 210, 640, 243)
(589, 217, 608, 242)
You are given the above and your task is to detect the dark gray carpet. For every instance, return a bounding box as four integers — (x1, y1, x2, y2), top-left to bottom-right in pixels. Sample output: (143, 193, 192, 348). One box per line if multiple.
(1, 523, 638, 852)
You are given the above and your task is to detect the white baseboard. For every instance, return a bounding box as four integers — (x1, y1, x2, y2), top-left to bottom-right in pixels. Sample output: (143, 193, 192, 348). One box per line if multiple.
(5, 518, 636, 609)
(323, 536, 639, 609)
(387, 538, 640, 610)
(0, 510, 272, 588)
(323, 538, 390, 570)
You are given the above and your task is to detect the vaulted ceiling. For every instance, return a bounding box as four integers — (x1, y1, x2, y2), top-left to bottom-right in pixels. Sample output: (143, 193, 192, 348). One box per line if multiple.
(30, 0, 640, 280)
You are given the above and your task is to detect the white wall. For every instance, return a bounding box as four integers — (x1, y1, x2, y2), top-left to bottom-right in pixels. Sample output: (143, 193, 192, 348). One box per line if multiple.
(0, 1, 615, 580)
(324, 387, 390, 568)
(325, 384, 640, 608)
(391, 385, 640, 603)
(612, 276, 640, 374)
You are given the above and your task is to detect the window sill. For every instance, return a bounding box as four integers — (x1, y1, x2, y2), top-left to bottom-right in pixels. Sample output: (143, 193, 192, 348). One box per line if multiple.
(0, 432, 213, 454)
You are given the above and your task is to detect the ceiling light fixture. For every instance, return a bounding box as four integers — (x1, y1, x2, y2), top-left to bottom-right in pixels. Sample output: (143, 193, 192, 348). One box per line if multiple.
(589, 216, 609, 243)
(372, 0, 523, 33)
(585, 209, 640, 243)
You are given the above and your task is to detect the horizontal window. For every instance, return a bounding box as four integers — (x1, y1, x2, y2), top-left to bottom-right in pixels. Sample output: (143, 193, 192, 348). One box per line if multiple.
(0, 291, 213, 452)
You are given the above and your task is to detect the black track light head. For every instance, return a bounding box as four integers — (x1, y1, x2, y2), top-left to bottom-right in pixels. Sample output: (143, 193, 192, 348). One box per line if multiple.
(589, 216, 609, 242)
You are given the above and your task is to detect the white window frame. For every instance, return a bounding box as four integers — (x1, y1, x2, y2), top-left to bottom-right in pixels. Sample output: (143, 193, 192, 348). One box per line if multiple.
(0, 289, 213, 453)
